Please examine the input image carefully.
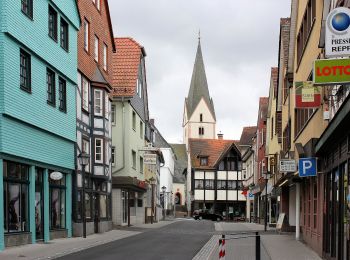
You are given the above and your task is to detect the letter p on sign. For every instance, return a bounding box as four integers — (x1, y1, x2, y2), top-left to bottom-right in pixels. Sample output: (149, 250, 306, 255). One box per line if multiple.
(299, 158, 317, 177)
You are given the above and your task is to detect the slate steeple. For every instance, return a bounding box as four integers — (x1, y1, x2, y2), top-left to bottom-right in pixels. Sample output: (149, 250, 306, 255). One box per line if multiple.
(186, 39, 216, 120)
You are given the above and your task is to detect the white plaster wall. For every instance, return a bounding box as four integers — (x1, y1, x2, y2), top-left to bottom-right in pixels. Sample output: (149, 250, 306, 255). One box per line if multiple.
(206, 172, 215, 179)
(195, 190, 204, 200)
(205, 190, 215, 200)
(217, 190, 226, 200)
(195, 171, 204, 179)
(217, 171, 226, 180)
(228, 191, 237, 200)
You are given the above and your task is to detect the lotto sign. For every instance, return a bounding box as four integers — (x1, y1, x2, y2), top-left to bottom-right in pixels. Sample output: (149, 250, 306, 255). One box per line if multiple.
(295, 81, 321, 108)
(325, 7, 350, 57)
(299, 158, 317, 177)
(314, 58, 350, 85)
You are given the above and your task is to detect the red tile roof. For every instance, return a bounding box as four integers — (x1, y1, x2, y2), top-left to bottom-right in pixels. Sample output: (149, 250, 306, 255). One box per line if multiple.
(189, 138, 240, 169)
(111, 37, 143, 97)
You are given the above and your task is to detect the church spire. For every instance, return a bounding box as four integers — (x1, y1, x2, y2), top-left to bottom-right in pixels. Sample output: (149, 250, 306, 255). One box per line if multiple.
(186, 37, 216, 120)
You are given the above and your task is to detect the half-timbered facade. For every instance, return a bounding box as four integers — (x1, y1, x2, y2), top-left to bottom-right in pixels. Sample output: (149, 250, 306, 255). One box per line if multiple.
(73, 0, 116, 236)
(188, 138, 245, 220)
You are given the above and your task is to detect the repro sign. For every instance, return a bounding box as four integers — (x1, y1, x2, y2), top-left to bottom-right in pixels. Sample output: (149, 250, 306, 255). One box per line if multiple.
(299, 158, 317, 177)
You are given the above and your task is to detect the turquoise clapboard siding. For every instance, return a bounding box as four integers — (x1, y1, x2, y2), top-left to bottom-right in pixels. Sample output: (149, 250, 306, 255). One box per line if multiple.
(0, 0, 80, 169)
(0, 115, 75, 169)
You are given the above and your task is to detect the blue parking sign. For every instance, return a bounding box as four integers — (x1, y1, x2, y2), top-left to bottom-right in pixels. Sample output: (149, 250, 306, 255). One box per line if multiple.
(299, 158, 317, 177)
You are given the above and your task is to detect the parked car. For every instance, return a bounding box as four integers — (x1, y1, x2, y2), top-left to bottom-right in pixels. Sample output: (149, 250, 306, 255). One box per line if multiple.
(193, 209, 223, 221)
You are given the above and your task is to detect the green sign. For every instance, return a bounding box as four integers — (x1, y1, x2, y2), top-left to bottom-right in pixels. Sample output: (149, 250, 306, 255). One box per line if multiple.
(314, 58, 350, 85)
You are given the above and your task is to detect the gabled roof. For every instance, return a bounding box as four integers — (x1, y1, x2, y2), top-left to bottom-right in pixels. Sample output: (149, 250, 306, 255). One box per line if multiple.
(170, 143, 187, 183)
(111, 37, 145, 97)
(186, 40, 216, 120)
(239, 126, 257, 146)
(188, 138, 240, 169)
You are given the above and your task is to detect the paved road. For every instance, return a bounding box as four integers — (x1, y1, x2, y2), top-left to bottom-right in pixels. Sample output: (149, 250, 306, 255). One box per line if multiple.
(57, 219, 215, 260)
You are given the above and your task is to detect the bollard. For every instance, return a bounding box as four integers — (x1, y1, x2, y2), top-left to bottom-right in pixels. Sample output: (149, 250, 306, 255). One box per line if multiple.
(219, 235, 226, 259)
(255, 232, 261, 260)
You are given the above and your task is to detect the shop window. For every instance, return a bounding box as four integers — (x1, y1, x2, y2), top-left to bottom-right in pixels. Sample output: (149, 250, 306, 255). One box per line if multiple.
(85, 193, 92, 219)
(49, 173, 66, 229)
(129, 199, 135, 207)
(313, 181, 317, 229)
(3, 161, 29, 233)
(195, 179, 204, 189)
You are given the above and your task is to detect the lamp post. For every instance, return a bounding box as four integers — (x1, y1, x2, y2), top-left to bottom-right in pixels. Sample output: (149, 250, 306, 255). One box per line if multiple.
(78, 151, 90, 238)
(148, 177, 156, 224)
(161, 186, 166, 221)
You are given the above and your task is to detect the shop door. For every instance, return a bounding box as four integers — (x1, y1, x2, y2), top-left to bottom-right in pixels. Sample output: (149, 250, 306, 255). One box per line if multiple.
(94, 193, 99, 233)
(35, 169, 44, 241)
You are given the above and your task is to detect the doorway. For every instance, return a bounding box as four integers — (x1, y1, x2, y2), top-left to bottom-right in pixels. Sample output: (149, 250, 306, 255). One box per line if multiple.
(35, 169, 44, 241)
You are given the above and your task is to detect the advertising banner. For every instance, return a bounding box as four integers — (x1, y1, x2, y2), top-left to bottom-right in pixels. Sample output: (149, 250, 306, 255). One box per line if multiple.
(295, 81, 321, 108)
(314, 58, 350, 85)
(325, 7, 350, 57)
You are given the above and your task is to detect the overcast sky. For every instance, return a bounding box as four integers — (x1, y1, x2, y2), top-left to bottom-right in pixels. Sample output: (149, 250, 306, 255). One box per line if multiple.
(109, 0, 291, 143)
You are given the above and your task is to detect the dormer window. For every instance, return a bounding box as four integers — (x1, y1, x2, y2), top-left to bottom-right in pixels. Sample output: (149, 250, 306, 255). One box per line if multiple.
(200, 156, 208, 166)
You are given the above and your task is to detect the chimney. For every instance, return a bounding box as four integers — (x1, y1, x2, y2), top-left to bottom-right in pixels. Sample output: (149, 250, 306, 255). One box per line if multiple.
(217, 132, 224, 140)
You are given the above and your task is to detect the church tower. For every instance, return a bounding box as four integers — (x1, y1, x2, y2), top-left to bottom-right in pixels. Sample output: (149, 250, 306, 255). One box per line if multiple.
(183, 38, 216, 147)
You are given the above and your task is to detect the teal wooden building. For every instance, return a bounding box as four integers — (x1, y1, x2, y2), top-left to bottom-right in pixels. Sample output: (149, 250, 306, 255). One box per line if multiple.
(0, 0, 80, 250)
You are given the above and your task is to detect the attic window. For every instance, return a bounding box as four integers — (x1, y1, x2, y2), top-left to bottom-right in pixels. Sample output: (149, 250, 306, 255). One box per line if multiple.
(200, 114, 203, 122)
(200, 157, 208, 166)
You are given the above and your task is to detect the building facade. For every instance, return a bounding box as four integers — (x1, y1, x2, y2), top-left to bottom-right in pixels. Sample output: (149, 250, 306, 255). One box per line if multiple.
(189, 138, 245, 219)
(73, 0, 116, 236)
(111, 37, 150, 226)
(0, 0, 79, 249)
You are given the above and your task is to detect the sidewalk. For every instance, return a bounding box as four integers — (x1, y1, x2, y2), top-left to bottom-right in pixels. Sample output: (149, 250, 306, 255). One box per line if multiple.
(0, 230, 140, 260)
(194, 222, 322, 260)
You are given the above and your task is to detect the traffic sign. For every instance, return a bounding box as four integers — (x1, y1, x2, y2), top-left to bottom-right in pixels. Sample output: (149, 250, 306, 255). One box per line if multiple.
(299, 158, 317, 177)
(279, 159, 297, 173)
(248, 192, 254, 200)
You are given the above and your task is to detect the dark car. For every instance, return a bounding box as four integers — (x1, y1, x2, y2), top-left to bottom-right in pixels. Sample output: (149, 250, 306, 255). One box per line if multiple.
(193, 209, 223, 221)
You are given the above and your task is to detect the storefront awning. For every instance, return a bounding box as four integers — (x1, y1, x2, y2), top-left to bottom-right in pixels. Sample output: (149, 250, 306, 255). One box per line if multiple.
(316, 94, 350, 154)
(112, 176, 149, 192)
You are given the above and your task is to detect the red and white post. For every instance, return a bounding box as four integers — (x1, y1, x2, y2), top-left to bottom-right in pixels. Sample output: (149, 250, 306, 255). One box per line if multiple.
(219, 235, 226, 259)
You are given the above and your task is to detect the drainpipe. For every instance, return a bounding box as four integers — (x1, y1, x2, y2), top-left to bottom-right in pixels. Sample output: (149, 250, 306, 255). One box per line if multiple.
(113, 97, 126, 174)
(296, 182, 300, 240)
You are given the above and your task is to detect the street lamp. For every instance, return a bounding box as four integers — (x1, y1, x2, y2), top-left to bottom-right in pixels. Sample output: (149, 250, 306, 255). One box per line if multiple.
(78, 151, 90, 238)
(148, 177, 156, 224)
(161, 186, 166, 220)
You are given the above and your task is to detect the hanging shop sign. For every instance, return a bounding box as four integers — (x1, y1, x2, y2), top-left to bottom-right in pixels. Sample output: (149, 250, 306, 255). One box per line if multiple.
(144, 153, 157, 165)
(298, 158, 317, 177)
(325, 7, 350, 57)
(314, 58, 350, 85)
(50, 171, 63, 181)
(295, 81, 321, 108)
(279, 159, 297, 173)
